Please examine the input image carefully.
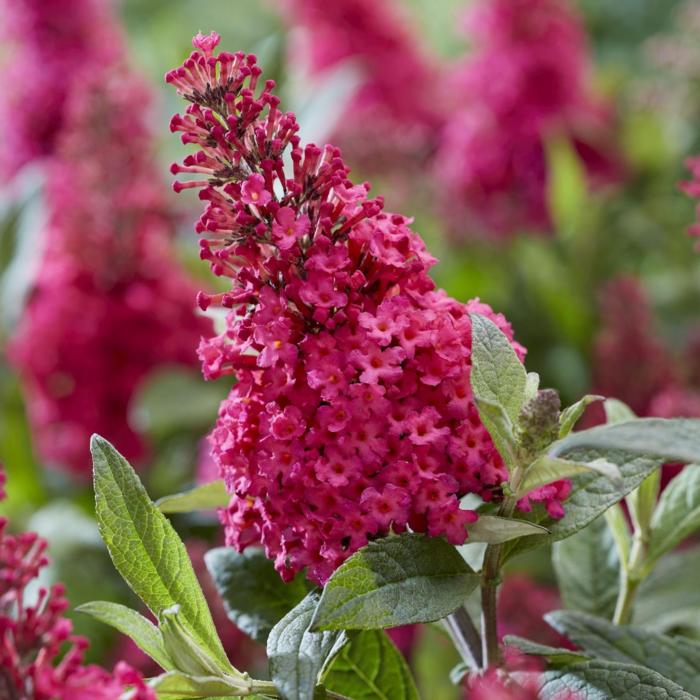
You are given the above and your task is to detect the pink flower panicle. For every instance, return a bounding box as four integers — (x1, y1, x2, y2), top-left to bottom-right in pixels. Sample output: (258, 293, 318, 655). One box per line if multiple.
(593, 277, 676, 416)
(166, 34, 570, 584)
(0, 0, 121, 178)
(0, 468, 154, 699)
(276, 0, 442, 169)
(8, 5, 211, 477)
(435, 0, 623, 239)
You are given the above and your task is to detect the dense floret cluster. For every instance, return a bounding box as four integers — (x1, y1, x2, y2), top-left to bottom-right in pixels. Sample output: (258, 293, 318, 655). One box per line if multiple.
(166, 33, 572, 583)
(0, 469, 155, 699)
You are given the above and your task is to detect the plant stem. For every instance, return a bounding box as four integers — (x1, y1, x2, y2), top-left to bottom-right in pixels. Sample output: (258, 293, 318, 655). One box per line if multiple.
(612, 530, 646, 625)
(479, 469, 522, 668)
(445, 606, 483, 670)
(250, 680, 352, 700)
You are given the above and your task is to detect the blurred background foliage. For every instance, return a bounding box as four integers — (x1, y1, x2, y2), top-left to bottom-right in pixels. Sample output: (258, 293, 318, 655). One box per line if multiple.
(1, 0, 700, 690)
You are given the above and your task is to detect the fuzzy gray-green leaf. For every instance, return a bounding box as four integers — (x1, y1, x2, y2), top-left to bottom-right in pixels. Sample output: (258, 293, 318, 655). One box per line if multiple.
(546, 610, 700, 696)
(538, 659, 696, 699)
(643, 466, 700, 575)
(90, 435, 230, 673)
(205, 547, 308, 644)
(310, 533, 479, 631)
(267, 591, 346, 700)
(552, 516, 619, 619)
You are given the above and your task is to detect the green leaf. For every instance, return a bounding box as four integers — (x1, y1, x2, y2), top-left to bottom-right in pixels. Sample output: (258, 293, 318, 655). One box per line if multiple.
(634, 547, 700, 633)
(549, 418, 700, 465)
(310, 533, 479, 631)
(469, 313, 527, 469)
(503, 448, 662, 562)
(77, 601, 173, 671)
(559, 395, 604, 437)
(604, 399, 636, 424)
(323, 630, 419, 700)
(538, 659, 696, 699)
(604, 504, 631, 571)
(643, 466, 700, 576)
(267, 591, 346, 700)
(517, 455, 623, 497)
(90, 435, 230, 673)
(465, 515, 549, 544)
(545, 135, 587, 235)
(149, 671, 251, 698)
(545, 610, 700, 696)
(205, 547, 308, 644)
(552, 516, 620, 619)
(157, 480, 229, 514)
(525, 372, 540, 402)
(503, 636, 588, 667)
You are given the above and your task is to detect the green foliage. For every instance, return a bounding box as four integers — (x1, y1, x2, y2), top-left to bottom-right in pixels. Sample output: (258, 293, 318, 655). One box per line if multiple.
(558, 395, 604, 438)
(157, 479, 229, 514)
(311, 533, 479, 631)
(503, 636, 588, 667)
(552, 515, 620, 619)
(545, 136, 588, 236)
(550, 418, 700, 465)
(538, 659, 696, 699)
(465, 515, 549, 544)
(77, 601, 173, 670)
(322, 631, 419, 700)
(205, 547, 309, 644)
(503, 448, 662, 561)
(634, 546, 700, 633)
(469, 313, 527, 469)
(90, 435, 231, 673)
(545, 611, 700, 696)
(266, 591, 346, 700)
(643, 466, 700, 575)
(516, 455, 622, 496)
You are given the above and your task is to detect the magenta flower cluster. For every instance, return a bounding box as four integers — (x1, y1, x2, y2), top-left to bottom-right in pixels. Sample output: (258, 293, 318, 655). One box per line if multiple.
(165, 34, 573, 584)
(0, 470, 155, 699)
(7, 3, 210, 476)
(435, 0, 623, 238)
(0, 0, 120, 178)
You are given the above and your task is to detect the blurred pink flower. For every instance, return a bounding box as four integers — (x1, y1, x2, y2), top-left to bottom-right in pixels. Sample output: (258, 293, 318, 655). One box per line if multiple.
(277, 0, 442, 170)
(7, 5, 211, 477)
(435, 0, 624, 239)
(0, 0, 121, 178)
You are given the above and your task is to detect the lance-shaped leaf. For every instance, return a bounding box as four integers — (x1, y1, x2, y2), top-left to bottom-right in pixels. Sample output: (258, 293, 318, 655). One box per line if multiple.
(604, 398, 636, 424)
(538, 659, 695, 699)
(642, 465, 700, 576)
(465, 515, 549, 544)
(310, 533, 479, 631)
(267, 591, 346, 700)
(552, 516, 619, 620)
(157, 480, 229, 514)
(322, 630, 419, 700)
(549, 418, 700, 465)
(558, 395, 604, 437)
(77, 601, 173, 671)
(205, 547, 308, 644)
(516, 455, 622, 498)
(90, 435, 230, 673)
(504, 636, 588, 667)
(469, 313, 527, 468)
(149, 671, 255, 698)
(545, 610, 700, 697)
